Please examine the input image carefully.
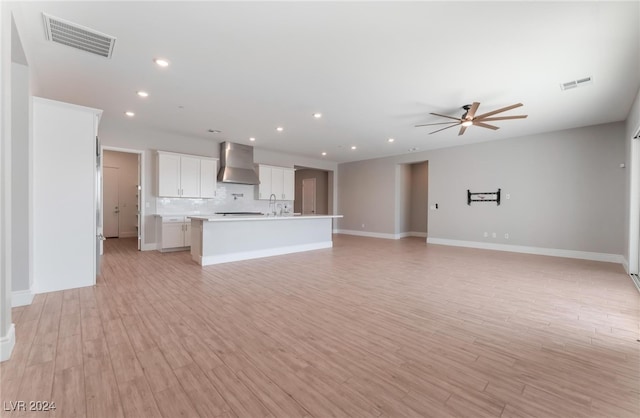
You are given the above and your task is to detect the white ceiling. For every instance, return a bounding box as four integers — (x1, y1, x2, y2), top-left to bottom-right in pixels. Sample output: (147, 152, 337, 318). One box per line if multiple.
(10, 1, 640, 163)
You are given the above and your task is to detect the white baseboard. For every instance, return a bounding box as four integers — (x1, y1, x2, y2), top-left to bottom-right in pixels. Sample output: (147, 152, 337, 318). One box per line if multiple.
(0, 323, 16, 362)
(141, 243, 157, 251)
(200, 241, 333, 266)
(337, 229, 427, 240)
(12, 289, 34, 307)
(427, 237, 624, 264)
(398, 231, 428, 238)
(336, 229, 399, 240)
(622, 257, 630, 274)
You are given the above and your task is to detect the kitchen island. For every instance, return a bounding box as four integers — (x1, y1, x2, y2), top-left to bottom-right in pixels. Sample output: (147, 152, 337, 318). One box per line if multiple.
(189, 214, 343, 266)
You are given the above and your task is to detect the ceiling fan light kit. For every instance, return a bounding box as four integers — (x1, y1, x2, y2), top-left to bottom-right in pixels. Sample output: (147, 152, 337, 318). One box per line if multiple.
(415, 102, 528, 136)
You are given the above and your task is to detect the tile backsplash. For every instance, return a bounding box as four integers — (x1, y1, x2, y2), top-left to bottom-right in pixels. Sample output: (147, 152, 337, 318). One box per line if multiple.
(156, 183, 293, 215)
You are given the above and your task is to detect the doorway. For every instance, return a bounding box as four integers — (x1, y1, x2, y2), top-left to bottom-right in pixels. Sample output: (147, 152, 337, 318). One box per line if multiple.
(396, 161, 429, 239)
(294, 168, 330, 215)
(101, 148, 144, 252)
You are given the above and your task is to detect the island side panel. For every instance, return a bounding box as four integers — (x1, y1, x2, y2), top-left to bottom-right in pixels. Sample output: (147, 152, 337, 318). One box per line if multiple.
(200, 217, 333, 265)
(190, 219, 204, 264)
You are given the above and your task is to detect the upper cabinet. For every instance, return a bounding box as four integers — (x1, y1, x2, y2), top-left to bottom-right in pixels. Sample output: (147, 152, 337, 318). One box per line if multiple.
(157, 151, 218, 198)
(257, 164, 295, 200)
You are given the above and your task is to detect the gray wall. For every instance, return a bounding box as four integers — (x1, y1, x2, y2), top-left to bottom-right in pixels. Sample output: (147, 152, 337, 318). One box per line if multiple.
(10, 62, 29, 293)
(338, 122, 626, 255)
(396, 164, 411, 234)
(294, 168, 329, 215)
(410, 161, 428, 234)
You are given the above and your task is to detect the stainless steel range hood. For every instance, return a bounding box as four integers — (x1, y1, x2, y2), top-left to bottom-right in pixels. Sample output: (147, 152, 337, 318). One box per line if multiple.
(217, 142, 260, 185)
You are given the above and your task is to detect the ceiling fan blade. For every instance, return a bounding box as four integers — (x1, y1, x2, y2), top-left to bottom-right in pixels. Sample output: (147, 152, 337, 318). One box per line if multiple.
(429, 123, 461, 135)
(466, 102, 480, 119)
(477, 115, 528, 122)
(415, 121, 461, 127)
(430, 112, 463, 122)
(474, 122, 500, 130)
(474, 103, 523, 120)
(458, 125, 468, 136)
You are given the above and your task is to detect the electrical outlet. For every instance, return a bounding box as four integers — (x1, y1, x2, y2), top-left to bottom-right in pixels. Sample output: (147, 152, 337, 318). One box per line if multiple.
(506, 193, 510, 200)
(483, 232, 488, 238)
(492, 232, 496, 238)
(504, 233, 509, 239)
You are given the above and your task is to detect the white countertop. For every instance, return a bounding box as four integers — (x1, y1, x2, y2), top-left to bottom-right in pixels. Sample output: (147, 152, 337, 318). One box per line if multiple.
(189, 214, 343, 222)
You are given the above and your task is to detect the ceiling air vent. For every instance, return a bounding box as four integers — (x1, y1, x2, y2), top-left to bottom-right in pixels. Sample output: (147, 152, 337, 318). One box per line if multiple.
(43, 13, 116, 58)
(560, 76, 593, 91)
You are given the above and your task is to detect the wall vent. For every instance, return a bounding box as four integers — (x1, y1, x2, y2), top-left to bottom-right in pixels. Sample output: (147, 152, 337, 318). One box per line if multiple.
(560, 76, 593, 91)
(43, 13, 116, 58)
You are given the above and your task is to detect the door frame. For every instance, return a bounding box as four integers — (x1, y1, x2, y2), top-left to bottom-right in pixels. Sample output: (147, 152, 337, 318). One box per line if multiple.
(101, 146, 145, 251)
(103, 166, 120, 238)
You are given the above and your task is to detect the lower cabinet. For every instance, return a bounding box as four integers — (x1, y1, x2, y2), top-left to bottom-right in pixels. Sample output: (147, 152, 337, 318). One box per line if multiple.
(156, 216, 191, 251)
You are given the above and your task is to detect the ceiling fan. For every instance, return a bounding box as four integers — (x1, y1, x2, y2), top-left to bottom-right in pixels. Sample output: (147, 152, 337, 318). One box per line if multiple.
(415, 102, 528, 135)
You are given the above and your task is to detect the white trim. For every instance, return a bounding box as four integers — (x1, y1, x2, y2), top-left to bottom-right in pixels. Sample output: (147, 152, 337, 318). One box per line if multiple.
(0, 323, 15, 362)
(336, 229, 399, 240)
(622, 257, 629, 274)
(399, 231, 428, 238)
(141, 243, 156, 251)
(11, 289, 33, 307)
(200, 241, 333, 266)
(427, 238, 624, 264)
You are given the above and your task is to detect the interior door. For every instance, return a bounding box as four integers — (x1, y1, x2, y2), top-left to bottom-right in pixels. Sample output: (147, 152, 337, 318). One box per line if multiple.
(103, 166, 120, 238)
(302, 178, 316, 214)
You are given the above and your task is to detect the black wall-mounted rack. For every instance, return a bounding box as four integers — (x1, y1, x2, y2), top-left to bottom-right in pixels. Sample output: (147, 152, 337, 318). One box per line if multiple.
(467, 188, 501, 206)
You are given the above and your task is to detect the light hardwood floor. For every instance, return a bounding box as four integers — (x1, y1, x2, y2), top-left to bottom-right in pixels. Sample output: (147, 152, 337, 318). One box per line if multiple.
(1, 235, 638, 418)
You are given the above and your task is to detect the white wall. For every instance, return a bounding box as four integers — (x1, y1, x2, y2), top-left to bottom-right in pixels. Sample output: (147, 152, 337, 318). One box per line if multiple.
(338, 122, 627, 259)
(11, 62, 30, 297)
(32, 98, 100, 293)
(0, 3, 15, 362)
(98, 115, 338, 248)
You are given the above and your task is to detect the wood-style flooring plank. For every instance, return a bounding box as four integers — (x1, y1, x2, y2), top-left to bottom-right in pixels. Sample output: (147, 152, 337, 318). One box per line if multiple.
(1, 236, 637, 418)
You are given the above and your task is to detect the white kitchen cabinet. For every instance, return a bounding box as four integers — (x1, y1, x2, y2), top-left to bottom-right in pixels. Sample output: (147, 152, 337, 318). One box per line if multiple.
(180, 155, 201, 197)
(157, 151, 217, 198)
(200, 158, 218, 198)
(156, 216, 191, 251)
(257, 165, 295, 200)
(282, 168, 295, 200)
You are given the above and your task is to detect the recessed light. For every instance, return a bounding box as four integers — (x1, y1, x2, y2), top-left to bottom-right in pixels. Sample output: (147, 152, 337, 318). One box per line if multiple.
(276, 127, 284, 132)
(207, 129, 222, 133)
(125, 111, 135, 117)
(249, 137, 256, 142)
(154, 58, 169, 67)
(351, 146, 357, 150)
(313, 113, 322, 119)
(321, 152, 327, 156)
(137, 91, 149, 98)
(408, 147, 419, 152)
(388, 138, 395, 143)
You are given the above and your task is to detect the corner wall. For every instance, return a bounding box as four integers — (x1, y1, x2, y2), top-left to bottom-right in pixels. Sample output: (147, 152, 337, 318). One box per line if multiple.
(624, 88, 640, 273)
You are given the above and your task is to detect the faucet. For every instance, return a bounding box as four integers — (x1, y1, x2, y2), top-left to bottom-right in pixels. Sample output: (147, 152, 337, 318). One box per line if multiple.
(269, 193, 277, 216)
